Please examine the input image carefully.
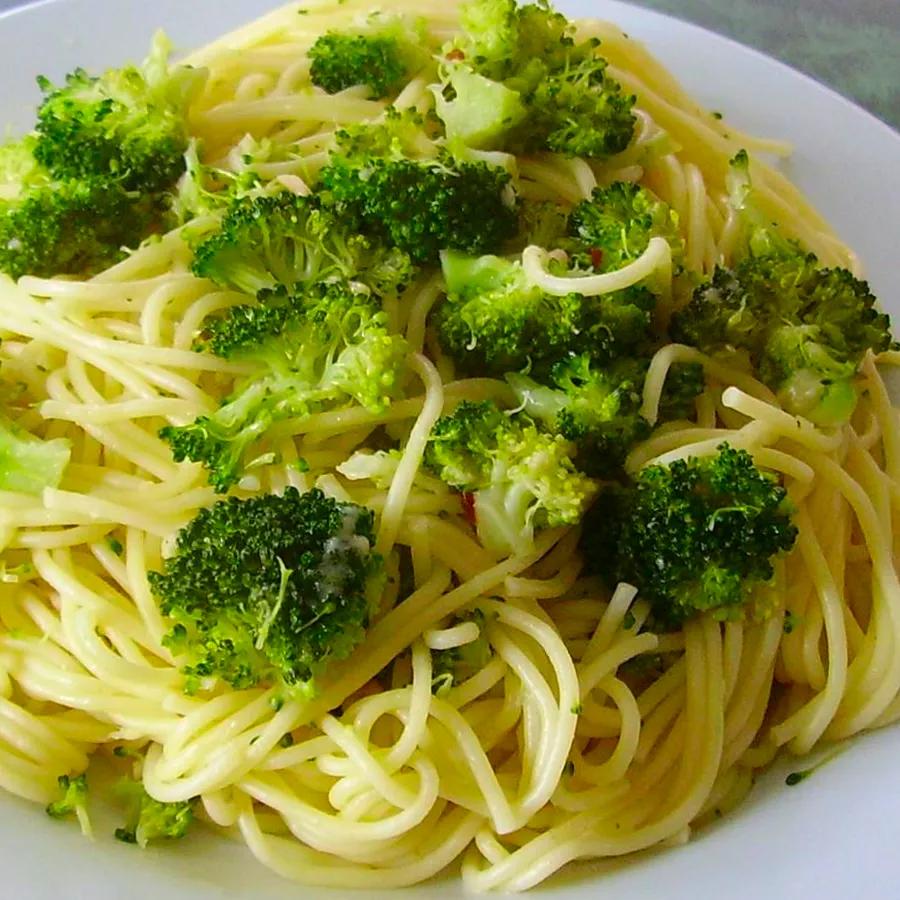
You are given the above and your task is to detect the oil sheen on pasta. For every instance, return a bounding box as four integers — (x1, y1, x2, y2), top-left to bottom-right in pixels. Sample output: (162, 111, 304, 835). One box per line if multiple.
(0, 0, 897, 893)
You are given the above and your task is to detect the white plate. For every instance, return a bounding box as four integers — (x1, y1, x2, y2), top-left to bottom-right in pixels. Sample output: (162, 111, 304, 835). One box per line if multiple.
(1, 1, 899, 898)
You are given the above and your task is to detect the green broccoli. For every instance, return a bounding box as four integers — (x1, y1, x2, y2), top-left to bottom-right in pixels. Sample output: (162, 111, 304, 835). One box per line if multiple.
(581, 444, 798, 627)
(171, 136, 290, 223)
(508, 354, 703, 477)
(0, 409, 70, 495)
(319, 112, 518, 263)
(161, 282, 408, 492)
(433, 0, 635, 156)
(34, 33, 204, 192)
(308, 14, 428, 98)
(670, 151, 893, 426)
(434, 65, 528, 152)
(46, 774, 91, 836)
(656, 360, 707, 421)
(0, 33, 202, 279)
(0, 138, 161, 279)
(670, 234, 892, 426)
(148, 488, 382, 694)
(114, 780, 196, 848)
(568, 181, 684, 274)
(515, 199, 570, 251)
(436, 249, 656, 378)
(424, 400, 596, 556)
(190, 190, 414, 296)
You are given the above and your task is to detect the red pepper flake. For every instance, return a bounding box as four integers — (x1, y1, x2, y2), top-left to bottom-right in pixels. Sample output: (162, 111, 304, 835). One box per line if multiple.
(446, 48, 466, 61)
(590, 247, 604, 269)
(460, 492, 477, 527)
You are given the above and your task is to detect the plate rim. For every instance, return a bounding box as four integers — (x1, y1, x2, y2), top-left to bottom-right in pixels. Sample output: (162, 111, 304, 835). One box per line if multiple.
(0, 1, 897, 899)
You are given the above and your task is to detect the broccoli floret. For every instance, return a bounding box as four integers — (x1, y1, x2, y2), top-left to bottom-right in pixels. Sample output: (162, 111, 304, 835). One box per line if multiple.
(509, 355, 649, 477)
(46, 774, 91, 836)
(308, 15, 428, 98)
(172, 136, 290, 223)
(434, 65, 528, 151)
(431, 609, 493, 694)
(337, 449, 452, 500)
(508, 355, 703, 477)
(424, 400, 596, 556)
(0, 138, 161, 279)
(190, 190, 413, 296)
(159, 383, 274, 494)
(582, 444, 797, 627)
(0, 37, 199, 281)
(514, 199, 570, 251)
(436, 249, 656, 378)
(433, 0, 635, 156)
(0, 413, 70, 494)
(161, 283, 408, 491)
(319, 113, 517, 263)
(670, 151, 893, 426)
(657, 361, 706, 421)
(310, 34, 407, 97)
(437, 250, 585, 377)
(148, 487, 382, 693)
(568, 181, 684, 273)
(114, 780, 196, 848)
(671, 237, 892, 426)
(34, 33, 203, 192)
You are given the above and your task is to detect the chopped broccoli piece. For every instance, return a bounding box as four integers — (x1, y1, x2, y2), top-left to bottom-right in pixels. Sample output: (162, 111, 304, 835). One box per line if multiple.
(437, 250, 585, 377)
(162, 283, 408, 492)
(337, 449, 405, 490)
(433, 0, 635, 156)
(0, 136, 42, 188)
(319, 112, 518, 263)
(310, 34, 407, 97)
(582, 444, 798, 627)
(671, 236, 892, 426)
(0, 413, 70, 495)
(657, 361, 706, 421)
(34, 33, 203, 192)
(0, 32, 201, 280)
(509, 355, 649, 477)
(568, 182, 684, 274)
(431, 609, 493, 694)
(148, 488, 382, 693)
(309, 15, 428, 98)
(159, 383, 272, 494)
(338, 449, 451, 498)
(424, 400, 596, 556)
(436, 249, 656, 378)
(434, 65, 528, 150)
(0, 137, 161, 279)
(514, 199, 569, 251)
(190, 190, 414, 296)
(114, 780, 196, 848)
(46, 774, 90, 836)
(172, 136, 290, 223)
(509, 354, 703, 477)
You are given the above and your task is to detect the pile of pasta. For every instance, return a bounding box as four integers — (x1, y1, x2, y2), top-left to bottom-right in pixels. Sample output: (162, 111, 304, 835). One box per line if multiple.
(0, 0, 897, 892)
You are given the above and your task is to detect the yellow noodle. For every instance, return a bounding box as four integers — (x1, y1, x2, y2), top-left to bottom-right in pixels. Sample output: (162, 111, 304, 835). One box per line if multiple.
(0, 0, 894, 894)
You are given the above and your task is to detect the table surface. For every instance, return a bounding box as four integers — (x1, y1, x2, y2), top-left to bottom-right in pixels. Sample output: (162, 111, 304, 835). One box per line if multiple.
(0, 0, 897, 129)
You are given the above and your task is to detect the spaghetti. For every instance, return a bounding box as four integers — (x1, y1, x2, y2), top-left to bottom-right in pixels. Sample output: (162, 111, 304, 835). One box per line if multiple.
(0, 0, 897, 892)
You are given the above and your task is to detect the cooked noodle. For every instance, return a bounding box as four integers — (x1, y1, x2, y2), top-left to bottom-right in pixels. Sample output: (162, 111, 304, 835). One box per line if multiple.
(0, 0, 897, 892)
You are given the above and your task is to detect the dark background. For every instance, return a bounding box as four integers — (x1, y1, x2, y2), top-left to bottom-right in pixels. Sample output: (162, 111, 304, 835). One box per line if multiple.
(0, 0, 897, 129)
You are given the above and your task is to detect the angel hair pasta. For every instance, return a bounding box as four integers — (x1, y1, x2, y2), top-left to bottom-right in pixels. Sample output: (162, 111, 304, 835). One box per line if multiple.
(0, 0, 898, 892)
